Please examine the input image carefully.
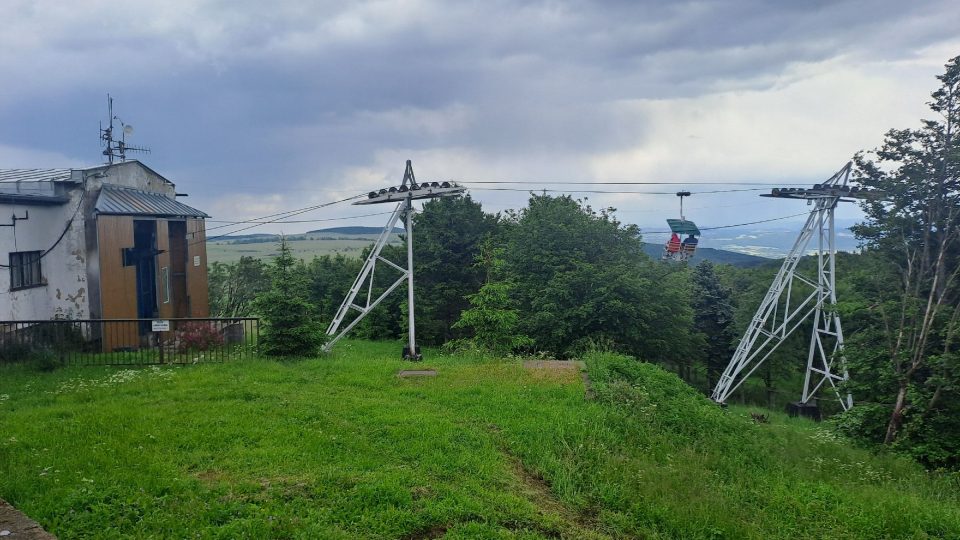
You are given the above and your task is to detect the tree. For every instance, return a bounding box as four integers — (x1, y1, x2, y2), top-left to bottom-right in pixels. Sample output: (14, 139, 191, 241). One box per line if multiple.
(495, 194, 695, 362)
(691, 260, 736, 391)
(848, 55, 960, 455)
(253, 238, 325, 357)
(453, 242, 533, 354)
(303, 253, 362, 321)
(412, 195, 498, 345)
(208, 257, 269, 317)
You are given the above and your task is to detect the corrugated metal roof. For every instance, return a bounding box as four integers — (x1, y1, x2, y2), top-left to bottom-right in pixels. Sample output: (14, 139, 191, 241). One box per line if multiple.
(95, 185, 209, 218)
(0, 168, 73, 183)
(0, 193, 70, 205)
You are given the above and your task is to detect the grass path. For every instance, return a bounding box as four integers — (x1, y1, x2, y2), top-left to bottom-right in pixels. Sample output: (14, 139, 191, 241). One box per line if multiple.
(1, 342, 958, 538)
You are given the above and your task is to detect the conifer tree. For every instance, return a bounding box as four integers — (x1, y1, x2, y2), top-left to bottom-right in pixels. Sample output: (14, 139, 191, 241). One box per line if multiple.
(254, 237, 325, 357)
(691, 260, 736, 391)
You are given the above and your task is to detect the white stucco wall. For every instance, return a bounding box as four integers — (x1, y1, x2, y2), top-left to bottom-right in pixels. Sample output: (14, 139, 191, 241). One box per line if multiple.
(0, 161, 177, 321)
(0, 186, 89, 320)
(84, 161, 175, 196)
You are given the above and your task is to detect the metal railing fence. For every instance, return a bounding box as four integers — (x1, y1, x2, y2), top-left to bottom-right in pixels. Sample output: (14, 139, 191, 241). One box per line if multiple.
(0, 318, 258, 366)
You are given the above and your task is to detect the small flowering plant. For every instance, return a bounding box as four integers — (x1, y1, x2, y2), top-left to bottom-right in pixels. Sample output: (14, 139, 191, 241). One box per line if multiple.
(177, 322, 224, 352)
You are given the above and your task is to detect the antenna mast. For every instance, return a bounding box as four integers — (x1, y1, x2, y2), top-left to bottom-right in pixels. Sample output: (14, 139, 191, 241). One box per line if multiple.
(711, 162, 883, 416)
(100, 94, 151, 164)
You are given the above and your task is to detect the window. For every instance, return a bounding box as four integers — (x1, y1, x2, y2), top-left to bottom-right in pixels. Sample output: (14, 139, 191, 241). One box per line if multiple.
(9, 251, 43, 290)
(161, 266, 170, 304)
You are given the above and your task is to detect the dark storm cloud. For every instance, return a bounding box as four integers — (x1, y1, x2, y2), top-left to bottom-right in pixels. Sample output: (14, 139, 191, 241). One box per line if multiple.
(0, 0, 958, 227)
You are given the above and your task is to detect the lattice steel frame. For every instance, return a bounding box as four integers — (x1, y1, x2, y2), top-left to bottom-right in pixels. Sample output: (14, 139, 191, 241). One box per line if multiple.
(323, 161, 464, 358)
(711, 163, 863, 410)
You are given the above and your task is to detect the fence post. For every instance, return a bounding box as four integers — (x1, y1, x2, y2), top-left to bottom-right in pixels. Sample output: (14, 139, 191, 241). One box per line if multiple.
(158, 329, 164, 364)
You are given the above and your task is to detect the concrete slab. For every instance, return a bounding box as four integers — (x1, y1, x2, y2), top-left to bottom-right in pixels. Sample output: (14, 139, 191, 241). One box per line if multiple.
(398, 369, 437, 378)
(0, 499, 55, 539)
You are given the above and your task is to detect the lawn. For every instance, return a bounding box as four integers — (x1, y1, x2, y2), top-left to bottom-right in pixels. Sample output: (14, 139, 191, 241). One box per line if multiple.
(1, 342, 958, 539)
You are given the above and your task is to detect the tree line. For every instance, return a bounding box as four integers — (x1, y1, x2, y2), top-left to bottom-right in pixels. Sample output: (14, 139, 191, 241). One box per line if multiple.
(209, 56, 960, 469)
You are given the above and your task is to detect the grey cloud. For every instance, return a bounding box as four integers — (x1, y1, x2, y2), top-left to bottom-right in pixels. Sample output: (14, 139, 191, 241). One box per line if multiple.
(0, 0, 957, 229)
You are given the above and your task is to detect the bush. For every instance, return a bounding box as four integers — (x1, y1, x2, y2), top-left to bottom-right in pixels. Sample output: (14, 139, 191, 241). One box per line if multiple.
(177, 322, 225, 352)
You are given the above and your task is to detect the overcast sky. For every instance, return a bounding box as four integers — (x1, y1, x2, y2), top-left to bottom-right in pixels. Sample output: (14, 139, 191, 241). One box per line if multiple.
(1, 0, 958, 240)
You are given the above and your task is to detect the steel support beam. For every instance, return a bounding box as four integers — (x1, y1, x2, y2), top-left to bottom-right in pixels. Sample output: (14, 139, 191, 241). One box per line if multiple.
(711, 163, 856, 410)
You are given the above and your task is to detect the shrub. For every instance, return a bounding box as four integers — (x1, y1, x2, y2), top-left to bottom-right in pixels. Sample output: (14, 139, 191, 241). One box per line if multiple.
(177, 322, 224, 352)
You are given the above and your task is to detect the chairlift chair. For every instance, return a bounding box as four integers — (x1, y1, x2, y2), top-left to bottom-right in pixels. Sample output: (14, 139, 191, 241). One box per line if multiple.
(662, 191, 701, 261)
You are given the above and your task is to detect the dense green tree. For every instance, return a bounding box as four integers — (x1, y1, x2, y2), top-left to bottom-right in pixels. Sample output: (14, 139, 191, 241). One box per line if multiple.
(491, 194, 695, 361)
(412, 195, 499, 345)
(349, 243, 406, 341)
(839, 55, 960, 464)
(691, 260, 736, 391)
(253, 238, 325, 357)
(302, 254, 363, 321)
(208, 257, 269, 317)
(453, 280, 532, 355)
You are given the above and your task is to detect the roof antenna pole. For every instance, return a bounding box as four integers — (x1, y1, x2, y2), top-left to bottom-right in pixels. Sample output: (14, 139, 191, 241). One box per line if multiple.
(99, 94, 151, 165)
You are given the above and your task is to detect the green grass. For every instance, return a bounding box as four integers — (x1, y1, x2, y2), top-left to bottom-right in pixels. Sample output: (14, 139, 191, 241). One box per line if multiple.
(1, 342, 958, 539)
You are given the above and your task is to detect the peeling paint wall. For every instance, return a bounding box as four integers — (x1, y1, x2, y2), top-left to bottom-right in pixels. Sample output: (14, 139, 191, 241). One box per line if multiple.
(83, 161, 176, 196)
(0, 161, 192, 322)
(0, 186, 90, 320)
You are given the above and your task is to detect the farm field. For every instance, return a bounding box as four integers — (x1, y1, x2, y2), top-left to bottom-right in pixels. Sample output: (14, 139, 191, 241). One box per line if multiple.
(1, 342, 958, 539)
(206, 235, 401, 264)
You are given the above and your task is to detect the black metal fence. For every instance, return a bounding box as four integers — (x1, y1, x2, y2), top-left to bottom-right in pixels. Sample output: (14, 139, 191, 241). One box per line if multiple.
(0, 318, 259, 366)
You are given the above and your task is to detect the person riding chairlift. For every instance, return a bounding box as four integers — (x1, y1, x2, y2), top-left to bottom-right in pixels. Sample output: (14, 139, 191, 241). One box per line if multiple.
(681, 234, 699, 255)
(666, 232, 682, 255)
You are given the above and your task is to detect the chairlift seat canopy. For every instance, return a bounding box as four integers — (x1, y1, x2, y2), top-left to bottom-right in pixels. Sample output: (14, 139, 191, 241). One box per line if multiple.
(666, 219, 701, 235)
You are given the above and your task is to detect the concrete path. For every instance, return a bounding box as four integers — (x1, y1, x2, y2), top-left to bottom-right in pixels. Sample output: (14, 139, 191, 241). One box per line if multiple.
(0, 499, 55, 539)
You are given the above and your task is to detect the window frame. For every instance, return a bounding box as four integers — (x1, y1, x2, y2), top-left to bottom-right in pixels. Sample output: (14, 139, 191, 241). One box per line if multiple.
(161, 266, 170, 304)
(9, 250, 45, 291)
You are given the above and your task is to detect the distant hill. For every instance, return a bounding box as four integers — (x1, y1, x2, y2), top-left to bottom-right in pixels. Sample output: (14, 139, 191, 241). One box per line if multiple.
(209, 228, 772, 267)
(641, 243, 773, 267)
(307, 226, 404, 235)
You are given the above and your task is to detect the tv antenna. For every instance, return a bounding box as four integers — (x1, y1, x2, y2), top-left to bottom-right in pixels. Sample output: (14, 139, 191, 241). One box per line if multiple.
(324, 160, 466, 360)
(100, 94, 150, 164)
(711, 162, 884, 417)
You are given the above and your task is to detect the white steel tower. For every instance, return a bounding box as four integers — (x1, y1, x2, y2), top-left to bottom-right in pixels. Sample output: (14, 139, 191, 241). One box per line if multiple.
(323, 161, 465, 359)
(711, 163, 881, 413)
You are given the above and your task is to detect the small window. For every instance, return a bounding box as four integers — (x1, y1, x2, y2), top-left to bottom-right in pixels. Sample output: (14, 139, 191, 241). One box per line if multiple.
(9, 251, 43, 290)
(161, 266, 170, 304)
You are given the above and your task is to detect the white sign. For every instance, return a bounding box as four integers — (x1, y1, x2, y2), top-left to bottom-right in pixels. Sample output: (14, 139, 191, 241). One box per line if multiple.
(151, 320, 171, 332)
(194, 255, 201, 267)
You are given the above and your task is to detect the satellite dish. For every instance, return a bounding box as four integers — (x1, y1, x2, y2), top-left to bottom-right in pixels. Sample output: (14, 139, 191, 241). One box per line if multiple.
(123, 124, 134, 136)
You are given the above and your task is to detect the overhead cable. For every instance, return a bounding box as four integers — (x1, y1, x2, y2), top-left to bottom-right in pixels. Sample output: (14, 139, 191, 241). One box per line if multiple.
(203, 193, 367, 233)
(460, 180, 810, 186)
(641, 213, 810, 234)
(191, 193, 366, 246)
(465, 186, 776, 195)
(206, 211, 393, 226)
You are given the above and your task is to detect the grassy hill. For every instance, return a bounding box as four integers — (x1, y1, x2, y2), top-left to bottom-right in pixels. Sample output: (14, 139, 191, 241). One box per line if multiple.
(1, 343, 957, 538)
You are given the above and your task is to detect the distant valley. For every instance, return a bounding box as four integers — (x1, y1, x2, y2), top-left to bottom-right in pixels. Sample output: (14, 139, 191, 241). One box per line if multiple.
(208, 226, 774, 267)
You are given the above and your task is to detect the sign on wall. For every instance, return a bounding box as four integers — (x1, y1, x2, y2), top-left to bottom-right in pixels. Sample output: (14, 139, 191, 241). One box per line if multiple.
(151, 319, 171, 332)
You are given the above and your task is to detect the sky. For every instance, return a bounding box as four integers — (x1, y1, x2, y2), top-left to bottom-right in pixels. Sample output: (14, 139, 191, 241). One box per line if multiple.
(1, 0, 958, 242)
